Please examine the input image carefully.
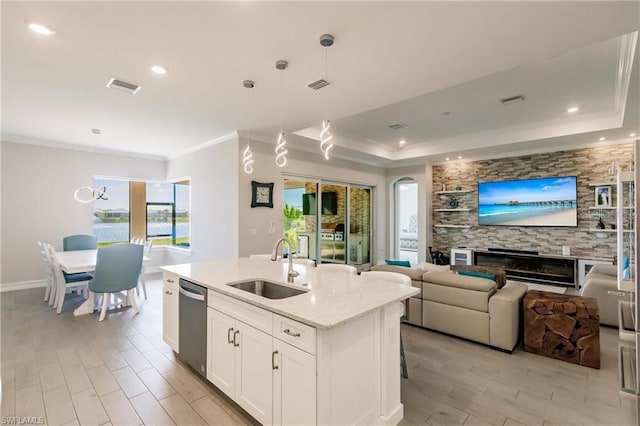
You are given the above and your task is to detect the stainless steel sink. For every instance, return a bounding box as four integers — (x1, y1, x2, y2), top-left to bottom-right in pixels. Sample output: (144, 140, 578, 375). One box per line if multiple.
(227, 280, 308, 299)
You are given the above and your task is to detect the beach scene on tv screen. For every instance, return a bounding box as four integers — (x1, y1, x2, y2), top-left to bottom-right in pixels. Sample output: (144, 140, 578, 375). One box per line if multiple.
(478, 176, 577, 226)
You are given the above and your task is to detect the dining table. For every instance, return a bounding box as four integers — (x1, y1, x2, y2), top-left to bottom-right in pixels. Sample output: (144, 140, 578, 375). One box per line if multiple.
(55, 249, 150, 316)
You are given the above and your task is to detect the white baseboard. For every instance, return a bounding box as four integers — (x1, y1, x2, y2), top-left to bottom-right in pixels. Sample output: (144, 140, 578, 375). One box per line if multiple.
(1, 279, 48, 293)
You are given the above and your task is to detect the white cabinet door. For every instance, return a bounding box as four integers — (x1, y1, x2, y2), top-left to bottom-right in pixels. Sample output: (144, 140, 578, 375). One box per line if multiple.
(162, 285, 179, 352)
(235, 322, 273, 425)
(273, 339, 316, 426)
(207, 308, 236, 398)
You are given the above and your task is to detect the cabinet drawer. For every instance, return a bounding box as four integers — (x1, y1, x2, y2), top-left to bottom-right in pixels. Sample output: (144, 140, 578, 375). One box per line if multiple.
(163, 272, 179, 291)
(208, 291, 272, 334)
(273, 314, 316, 355)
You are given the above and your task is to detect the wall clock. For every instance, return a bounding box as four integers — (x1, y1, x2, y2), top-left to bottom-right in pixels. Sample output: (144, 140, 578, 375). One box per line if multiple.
(251, 181, 274, 208)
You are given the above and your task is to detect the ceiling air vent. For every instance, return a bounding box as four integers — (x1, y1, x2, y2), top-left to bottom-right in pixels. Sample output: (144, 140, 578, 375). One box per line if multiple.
(388, 123, 408, 130)
(308, 79, 330, 90)
(106, 78, 142, 94)
(500, 94, 525, 105)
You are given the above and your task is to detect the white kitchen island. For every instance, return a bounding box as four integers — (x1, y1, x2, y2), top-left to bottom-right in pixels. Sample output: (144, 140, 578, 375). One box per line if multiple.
(161, 258, 419, 426)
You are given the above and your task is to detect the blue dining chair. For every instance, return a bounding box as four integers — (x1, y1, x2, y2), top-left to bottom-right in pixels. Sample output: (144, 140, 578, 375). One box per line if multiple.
(63, 234, 97, 251)
(89, 243, 143, 321)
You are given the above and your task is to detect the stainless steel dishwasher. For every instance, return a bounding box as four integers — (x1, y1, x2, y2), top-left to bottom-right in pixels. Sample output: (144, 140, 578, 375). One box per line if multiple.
(178, 279, 207, 377)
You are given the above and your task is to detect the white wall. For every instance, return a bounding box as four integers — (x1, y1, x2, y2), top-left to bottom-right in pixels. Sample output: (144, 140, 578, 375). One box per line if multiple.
(1, 141, 166, 287)
(237, 140, 387, 262)
(165, 139, 239, 265)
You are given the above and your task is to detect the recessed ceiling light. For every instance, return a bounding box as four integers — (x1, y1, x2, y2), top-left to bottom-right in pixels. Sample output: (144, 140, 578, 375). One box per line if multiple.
(91, 128, 101, 135)
(567, 106, 580, 113)
(398, 139, 406, 147)
(457, 156, 462, 160)
(630, 133, 637, 137)
(151, 65, 168, 75)
(445, 157, 450, 161)
(599, 137, 606, 141)
(28, 22, 56, 35)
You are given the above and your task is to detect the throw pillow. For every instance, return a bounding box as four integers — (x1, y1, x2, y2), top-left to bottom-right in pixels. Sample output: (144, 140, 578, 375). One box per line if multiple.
(385, 259, 411, 267)
(456, 269, 496, 281)
(420, 262, 451, 272)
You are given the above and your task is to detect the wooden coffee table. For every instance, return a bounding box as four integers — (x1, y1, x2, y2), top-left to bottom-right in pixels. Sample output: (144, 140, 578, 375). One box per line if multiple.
(523, 290, 600, 368)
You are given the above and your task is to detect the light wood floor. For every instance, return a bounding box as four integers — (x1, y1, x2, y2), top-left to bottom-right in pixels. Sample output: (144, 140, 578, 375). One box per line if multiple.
(1, 275, 638, 425)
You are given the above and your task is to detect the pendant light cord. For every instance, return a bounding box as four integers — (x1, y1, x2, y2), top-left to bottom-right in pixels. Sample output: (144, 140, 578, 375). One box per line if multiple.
(280, 71, 284, 134)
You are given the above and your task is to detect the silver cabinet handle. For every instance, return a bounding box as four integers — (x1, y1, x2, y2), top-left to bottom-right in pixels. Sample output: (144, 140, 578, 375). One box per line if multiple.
(164, 290, 173, 295)
(233, 330, 240, 347)
(283, 328, 301, 337)
(166, 278, 175, 283)
(227, 328, 234, 344)
(272, 350, 279, 370)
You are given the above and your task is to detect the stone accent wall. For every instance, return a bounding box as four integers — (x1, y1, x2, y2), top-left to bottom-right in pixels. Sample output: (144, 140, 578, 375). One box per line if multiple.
(432, 144, 633, 260)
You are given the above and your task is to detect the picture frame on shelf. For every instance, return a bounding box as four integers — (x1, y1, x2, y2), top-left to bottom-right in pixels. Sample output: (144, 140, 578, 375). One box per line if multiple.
(251, 181, 274, 208)
(595, 186, 611, 207)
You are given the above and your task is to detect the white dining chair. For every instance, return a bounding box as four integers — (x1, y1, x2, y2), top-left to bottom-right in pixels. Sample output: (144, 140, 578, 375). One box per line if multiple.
(281, 257, 316, 267)
(46, 244, 92, 313)
(361, 270, 411, 378)
(316, 263, 357, 274)
(131, 238, 153, 299)
(38, 241, 56, 306)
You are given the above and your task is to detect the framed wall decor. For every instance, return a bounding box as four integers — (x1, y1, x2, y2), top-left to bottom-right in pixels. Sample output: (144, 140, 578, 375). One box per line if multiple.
(251, 181, 274, 208)
(595, 186, 611, 207)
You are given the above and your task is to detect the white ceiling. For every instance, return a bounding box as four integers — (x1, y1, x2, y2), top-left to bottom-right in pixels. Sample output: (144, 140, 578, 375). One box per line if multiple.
(2, 1, 639, 166)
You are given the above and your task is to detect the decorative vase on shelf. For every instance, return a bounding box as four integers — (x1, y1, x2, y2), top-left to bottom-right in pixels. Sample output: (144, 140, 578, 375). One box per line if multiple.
(596, 217, 606, 229)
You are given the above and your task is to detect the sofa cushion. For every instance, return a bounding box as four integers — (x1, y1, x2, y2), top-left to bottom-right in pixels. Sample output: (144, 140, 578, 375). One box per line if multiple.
(456, 269, 496, 281)
(372, 264, 424, 281)
(385, 259, 411, 267)
(420, 262, 451, 273)
(422, 271, 496, 312)
(588, 264, 617, 277)
(421, 271, 496, 292)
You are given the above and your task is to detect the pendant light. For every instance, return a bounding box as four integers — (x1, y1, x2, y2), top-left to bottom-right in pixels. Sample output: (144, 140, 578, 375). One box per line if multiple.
(242, 79, 255, 174)
(319, 34, 334, 160)
(74, 185, 109, 203)
(275, 60, 289, 167)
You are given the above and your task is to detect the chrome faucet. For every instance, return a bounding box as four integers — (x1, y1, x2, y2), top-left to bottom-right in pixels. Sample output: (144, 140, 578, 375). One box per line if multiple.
(271, 237, 300, 283)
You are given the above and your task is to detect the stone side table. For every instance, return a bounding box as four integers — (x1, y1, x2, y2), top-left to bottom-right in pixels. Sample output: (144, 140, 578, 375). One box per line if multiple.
(523, 290, 600, 369)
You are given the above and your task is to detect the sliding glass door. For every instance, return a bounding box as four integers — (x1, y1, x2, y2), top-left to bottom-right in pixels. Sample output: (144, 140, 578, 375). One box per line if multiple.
(283, 177, 372, 269)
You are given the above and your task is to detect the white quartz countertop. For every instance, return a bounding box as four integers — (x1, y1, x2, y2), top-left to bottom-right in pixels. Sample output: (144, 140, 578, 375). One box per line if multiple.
(161, 258, 419, 329)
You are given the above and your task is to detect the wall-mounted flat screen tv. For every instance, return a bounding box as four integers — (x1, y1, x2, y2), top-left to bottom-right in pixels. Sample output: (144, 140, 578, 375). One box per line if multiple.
(302, 192, 338, 215)
(478, 176, 577, 227)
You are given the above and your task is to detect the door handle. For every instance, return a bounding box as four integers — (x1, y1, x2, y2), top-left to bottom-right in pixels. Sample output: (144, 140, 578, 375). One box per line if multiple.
(233, 330, 240, 347)
(164, 290, 173, 295)
(227, 327, 234, 344)
(283, 328, 301, 337)
(166, 278, 174, 283)
(272, 350, 279, 370)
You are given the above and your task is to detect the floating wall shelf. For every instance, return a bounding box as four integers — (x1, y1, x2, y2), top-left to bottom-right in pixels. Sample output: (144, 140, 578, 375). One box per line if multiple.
(433, 224, 472, 229)
(588, 182, 617, 187)
(434, 190, 472, 195)
(434, 208, 471, 212)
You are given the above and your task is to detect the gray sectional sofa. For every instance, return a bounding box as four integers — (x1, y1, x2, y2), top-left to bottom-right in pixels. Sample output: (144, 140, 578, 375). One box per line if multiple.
(371, 264, 528, 352)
